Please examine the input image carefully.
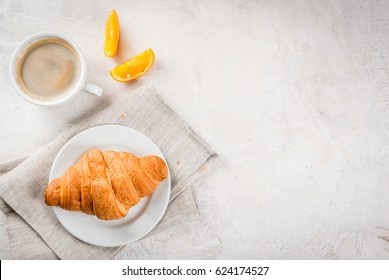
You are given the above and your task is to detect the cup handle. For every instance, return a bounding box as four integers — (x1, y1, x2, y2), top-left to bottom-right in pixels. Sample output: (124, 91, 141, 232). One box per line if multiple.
(83, 83, 103, 97)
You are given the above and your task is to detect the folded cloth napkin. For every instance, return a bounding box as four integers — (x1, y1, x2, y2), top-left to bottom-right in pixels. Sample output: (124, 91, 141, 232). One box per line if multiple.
(0, 85, 217, 259)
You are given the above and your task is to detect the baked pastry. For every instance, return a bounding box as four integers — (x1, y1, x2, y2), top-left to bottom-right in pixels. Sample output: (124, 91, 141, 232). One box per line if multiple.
(45, 149, 168, 220)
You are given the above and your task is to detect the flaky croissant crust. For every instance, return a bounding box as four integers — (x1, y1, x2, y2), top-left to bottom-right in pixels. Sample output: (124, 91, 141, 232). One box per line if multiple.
(45, 149, 168, 220)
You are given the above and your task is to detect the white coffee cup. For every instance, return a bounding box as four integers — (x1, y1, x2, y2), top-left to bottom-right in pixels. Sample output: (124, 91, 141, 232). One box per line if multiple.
(9, 32, 103, 106)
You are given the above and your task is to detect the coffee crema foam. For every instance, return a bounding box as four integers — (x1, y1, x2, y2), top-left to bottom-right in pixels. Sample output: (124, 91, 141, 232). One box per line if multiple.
(16, 38, 80, 101)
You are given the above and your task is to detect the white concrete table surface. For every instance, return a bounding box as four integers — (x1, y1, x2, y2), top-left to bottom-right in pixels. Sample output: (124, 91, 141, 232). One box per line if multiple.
(1, 0, 389, 259)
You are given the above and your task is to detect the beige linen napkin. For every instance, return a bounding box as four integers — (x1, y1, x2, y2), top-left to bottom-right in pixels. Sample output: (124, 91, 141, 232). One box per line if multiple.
(0, 86, 217, 259)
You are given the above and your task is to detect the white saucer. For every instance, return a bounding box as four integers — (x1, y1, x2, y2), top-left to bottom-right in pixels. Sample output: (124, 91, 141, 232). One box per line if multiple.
(49, 125, 171, 247)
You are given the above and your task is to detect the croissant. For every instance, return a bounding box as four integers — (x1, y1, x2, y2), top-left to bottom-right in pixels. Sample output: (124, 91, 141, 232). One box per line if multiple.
(45, 149, 168, 220)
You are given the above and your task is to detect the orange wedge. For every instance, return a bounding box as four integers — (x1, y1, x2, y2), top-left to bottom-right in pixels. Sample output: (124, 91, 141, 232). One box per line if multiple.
(109, 49, 155, 82)
(104, 10, 120, 57)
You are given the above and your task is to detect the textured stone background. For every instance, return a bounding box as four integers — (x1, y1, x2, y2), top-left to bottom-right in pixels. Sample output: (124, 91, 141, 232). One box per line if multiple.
(1, 0, 389, 259)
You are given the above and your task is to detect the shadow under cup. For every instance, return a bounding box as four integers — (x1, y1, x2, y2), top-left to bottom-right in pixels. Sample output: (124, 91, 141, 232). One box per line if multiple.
(10, 34, 87, 106)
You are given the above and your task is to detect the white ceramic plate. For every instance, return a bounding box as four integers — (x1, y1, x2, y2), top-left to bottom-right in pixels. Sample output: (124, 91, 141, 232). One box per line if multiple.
(49, 125, 171, 247)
